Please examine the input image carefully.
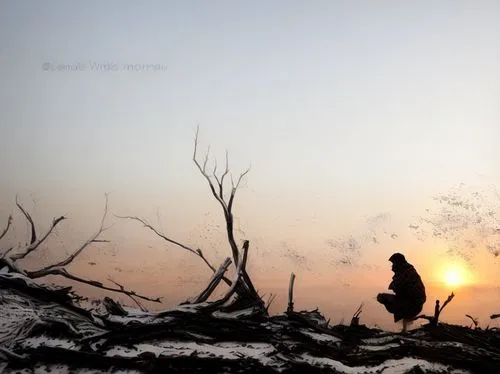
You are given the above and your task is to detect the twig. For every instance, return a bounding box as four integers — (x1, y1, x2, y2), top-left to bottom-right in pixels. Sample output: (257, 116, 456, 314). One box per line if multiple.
(107, 278, 147, 311)
(491, 314, 500, 320)
(266, 293, 277, 312)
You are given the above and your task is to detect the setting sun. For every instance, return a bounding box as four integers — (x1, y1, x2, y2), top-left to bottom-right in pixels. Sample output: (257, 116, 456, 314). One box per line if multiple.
(442, 265, 469, 287)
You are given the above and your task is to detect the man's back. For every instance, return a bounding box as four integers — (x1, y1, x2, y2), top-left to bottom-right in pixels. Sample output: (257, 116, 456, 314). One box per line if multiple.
(390, 262, 426, 303)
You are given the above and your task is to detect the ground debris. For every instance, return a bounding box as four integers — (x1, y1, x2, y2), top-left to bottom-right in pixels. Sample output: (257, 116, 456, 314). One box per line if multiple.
(1, 270, 498, 373)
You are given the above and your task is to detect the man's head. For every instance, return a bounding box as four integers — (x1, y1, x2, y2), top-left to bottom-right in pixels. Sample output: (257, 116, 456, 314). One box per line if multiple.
(389, 252, 407, 271)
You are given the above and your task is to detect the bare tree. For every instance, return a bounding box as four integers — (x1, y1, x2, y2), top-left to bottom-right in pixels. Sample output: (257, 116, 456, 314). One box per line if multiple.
(0, 193, 161, 308)
(117, 126, 264, 312)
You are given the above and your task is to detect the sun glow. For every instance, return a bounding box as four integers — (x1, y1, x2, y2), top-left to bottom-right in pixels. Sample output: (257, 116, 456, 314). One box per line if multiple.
(442, 265, 469, 287)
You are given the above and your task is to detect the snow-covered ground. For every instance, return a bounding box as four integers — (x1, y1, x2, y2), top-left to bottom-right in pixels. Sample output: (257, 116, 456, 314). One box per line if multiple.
(0, 269, 492, 374)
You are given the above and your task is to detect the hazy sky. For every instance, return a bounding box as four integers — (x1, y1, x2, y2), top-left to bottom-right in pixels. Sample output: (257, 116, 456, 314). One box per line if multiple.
(0, 1, 499, 329)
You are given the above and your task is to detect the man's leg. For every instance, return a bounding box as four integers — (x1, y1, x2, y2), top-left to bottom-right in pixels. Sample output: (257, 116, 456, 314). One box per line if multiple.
(402, 319, 408, 333)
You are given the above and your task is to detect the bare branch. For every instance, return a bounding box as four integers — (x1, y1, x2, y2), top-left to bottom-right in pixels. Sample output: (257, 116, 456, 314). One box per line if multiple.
(115, 215, 233, 287)
(11, 216, 66, 261)
(266, 293, 277, 313)
(490, 314, 500, 320)
(412, 314, 434, 322)
(116, 215, 196, 256)
(0, 247, 13, 260)
(220, 150, 230, 198)
(439, 292, 455, 314)
(108, 278, 147, 311)
(228, 167, 250, 214)
(16, 195, 36, 244)
(212, 158, 219, 179)
(0, 215, 12, 242)
(465, 314, 479, 328)
(26, 267, 161, 303)
(203, 145, 211, 172)
(350, 303, 364, 326)
(37, 196, 109, 273)
(193, 126, 229, 211)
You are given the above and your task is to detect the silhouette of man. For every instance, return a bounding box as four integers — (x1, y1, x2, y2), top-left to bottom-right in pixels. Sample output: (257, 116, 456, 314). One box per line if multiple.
(377, 253, 426, 332)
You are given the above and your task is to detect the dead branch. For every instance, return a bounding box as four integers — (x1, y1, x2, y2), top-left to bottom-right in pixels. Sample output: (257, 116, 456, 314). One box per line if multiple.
(0, 214, 12, 242)
(115, 215, 233, 288)
(191, 257, 232, 304)
(287, 272, 296, 313)
(413, 292, 455, 326)
(204, 241, 249, 311)
(9, 195, 66, 261)
(491, 314, 500, 320)
(351, 303, 363, 326)
(35, 196, 109, 272)
(412, 315, 435, 323)
(466, 314, 479, 329)
(0, 246, 13, 260)
(15, 195, 37, 244)
(10, 216, 66, 261)
(107, 278, 147, 311)
(25, 267, 161, 303)
(440, 292, 455, 314)
(265, 293, 277, 313)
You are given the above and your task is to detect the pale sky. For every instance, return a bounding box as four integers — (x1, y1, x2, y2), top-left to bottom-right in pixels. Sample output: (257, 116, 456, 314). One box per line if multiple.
(0, 1, 499, 330)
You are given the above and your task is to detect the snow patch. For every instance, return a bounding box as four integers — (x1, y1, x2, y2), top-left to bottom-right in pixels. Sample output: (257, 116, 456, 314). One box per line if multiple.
(298, 353, 471, 373)
(105, 341, 277, 365)
(361, 334, 399, 345)
(359, 343, 401, 351)
(300, 329, 341, 343)
(20, 336, 80, 350)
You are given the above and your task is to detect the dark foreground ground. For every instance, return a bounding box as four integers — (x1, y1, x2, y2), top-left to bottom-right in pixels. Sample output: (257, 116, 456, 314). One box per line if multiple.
(1, 268, 499, 374)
